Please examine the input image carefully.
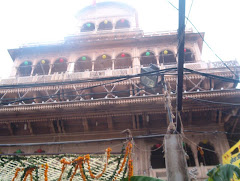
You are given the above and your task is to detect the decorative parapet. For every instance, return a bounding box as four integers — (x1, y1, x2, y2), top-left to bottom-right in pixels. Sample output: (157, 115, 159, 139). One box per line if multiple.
(210, 60, 239, 69)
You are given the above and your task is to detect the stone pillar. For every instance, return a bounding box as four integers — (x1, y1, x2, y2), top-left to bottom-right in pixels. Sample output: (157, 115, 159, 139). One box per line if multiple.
(112, 51, 116, 70)
(48, 64, 53, 75)
(112, 59, 115, 70)
(112, 20, 116, 32)
(30, 60, 37, 76)
(154, 48, 160, 66)
(67, 55, 77, 74)
(95, 21, 98, 32)
(92, 53, 96, 71)
(11, 65, 18, 77)
(132, 48, 140, 74)
(12, 59, 20, 77)
(193, 43, 201, 62)
(92, 61, 94, 71)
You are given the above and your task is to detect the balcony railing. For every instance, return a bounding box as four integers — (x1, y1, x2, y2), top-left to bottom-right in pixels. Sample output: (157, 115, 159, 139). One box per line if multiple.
(0, 68, 138, 85)
(0, 60, 239, 86)
(150, 165, 215, 180)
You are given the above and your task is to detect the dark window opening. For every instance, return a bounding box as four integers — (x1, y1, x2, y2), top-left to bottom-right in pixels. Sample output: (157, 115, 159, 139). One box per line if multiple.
(115, 53, 132, 69)
(74, 56, 92, 72)
(184, 49, 195, 62)
(81, 22, 95, 32)
(159, 50, 176, 64)
(183, 143, 196, 167)
(98, 21, 113, 31)
(51, 58, 68, 74)
(140, 51, 157, 67)
(53, 120, 59, 133)
(115, 19, 130, 29)
(17, 61, 32, 77)
(139, 115, 143, 128)
(151, 144, 165, 168)
(94, 55, 112, 71)
(197, 142, 219, 166)
(33, 60, 50, 75)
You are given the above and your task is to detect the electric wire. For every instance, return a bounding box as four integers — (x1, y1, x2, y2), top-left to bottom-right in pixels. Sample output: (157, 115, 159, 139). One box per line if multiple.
(181, 134, 217, 153)
(186, 97, 240, 106)
(1, 77, 239, 106)
(1, 68, 239, 105)
(167, 0, 238, 78)
(2, 86, 157, 104)
(0, 68, 177, 104)
(0, 67, 177, 89)
(0, 134, 165, 147)
(184, 68, 239, 83)
(6, 59, 239, 90)
(185, 94, 240, 118)
(132, 141, 164, 152)
(185, 16, 238, 78)
(184, 130, 240, 135)
(185, 0, 194, 27)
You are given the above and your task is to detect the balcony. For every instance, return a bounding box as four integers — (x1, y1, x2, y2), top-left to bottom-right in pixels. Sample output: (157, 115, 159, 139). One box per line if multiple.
(0, 67, 137, 85)
(0, 60, 239, 86)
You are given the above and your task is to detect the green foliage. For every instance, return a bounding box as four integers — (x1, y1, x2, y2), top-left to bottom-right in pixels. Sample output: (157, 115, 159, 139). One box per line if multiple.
(206, 164, 240, 181)
(121, 176, 164, 181)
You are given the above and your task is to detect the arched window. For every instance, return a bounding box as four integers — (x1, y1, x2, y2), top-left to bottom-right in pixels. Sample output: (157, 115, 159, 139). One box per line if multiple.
(81, 22, 95, 32)
(115, 19, 130, 29)
(159, 50, 176, 64)
(94, 54, 112, 71)
(74, 56, 92, 72)
(51, 58, 68, 74)
(140, 51, 157, 67)
(150, 144, 165, 168)
(115, 53, 132, 69)
(33, 60, 50, 75)
(98, 20, 113, 31)
(184, 49, 195, 62)
(17, 61, 32, 77)
(183, 143, 196, 167)
(197, 142, 219, 166)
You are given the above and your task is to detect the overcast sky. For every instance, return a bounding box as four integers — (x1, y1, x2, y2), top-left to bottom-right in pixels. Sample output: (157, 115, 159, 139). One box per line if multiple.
(0, 0, 239, 78)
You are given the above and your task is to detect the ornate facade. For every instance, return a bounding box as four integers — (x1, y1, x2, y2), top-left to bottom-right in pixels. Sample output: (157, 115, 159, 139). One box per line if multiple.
(0, 2, 240, 180)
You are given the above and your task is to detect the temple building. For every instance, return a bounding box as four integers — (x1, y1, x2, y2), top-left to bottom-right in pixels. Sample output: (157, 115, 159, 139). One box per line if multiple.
(0, 2, 240, 180)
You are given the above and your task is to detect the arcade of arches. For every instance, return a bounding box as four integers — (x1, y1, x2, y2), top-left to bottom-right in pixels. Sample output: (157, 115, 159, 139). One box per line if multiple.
(16, 49, 195, 77)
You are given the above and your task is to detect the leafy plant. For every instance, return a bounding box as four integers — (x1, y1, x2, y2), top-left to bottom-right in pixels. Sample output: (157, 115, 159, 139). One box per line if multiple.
(206, 164, 240, 181)
(121, 176, 164, 181)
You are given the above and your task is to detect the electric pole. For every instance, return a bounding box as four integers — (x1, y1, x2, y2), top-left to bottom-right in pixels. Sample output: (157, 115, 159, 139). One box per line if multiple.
(164, 0, 190, 180)
(176, 0, 186, 133)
